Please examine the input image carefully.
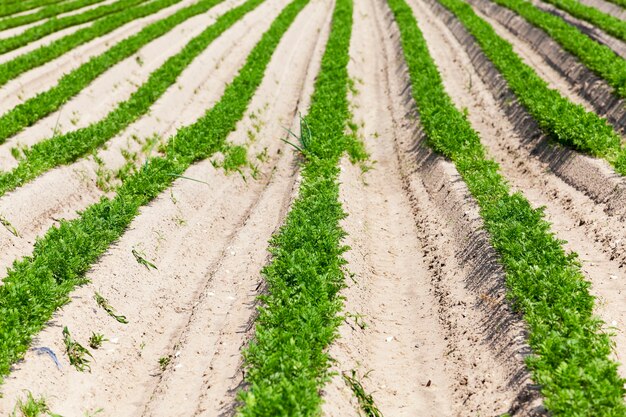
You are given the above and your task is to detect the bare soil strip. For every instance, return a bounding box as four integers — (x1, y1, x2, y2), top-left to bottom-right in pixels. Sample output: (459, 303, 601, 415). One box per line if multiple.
(322, 0, 544, 414)
(0, 0, 328, 414)
(468, 0, 626, 135)
(422, 0, 626, 217)
(0, 0, 199, 117)
(0, 0, 247, 169)
(0, 0, 285, 278)
(415, 0, 626, 379)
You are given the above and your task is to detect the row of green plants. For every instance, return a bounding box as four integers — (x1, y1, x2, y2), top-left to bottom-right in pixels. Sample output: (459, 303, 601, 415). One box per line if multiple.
(440, 0, 626, 174)
(0, 0, 182, 87)
(237, 0, 366, 413)
(0, 0, 229, 143)
(389, 0, 625, 414)
(540, 0, 626, 42)
(0, 0, 64, 18)
(490, 0, 626, 98)
(606, 0, 626, 8)
(0, 0, 307, 384)
(0, 0, 265, 197)
(0, 0, 149, 55)
(0, 0, 105, 32)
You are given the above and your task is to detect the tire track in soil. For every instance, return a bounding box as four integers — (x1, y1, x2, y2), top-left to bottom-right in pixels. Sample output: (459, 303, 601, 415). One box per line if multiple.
(0, 0, 289, 280)
(322, 0, 544, 415)
(0, 0, 330, 414)
(416, 0, 626, 378)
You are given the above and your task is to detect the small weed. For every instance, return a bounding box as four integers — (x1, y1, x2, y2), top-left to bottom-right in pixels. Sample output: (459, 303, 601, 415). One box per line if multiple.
(0, 214, 19, 237)
(135, 55, 144, 66)
(132, 248, 157, 270)
(10, 392, 51, 417)
(281, 114, 312, 156)
(88, 333, 107, 350)
(94, 292, 128, 324)
(158, 355, 171, 371)
(342, 370, 383, 417)
(62, 327, 93, 372)
(345, 312, 367, 329)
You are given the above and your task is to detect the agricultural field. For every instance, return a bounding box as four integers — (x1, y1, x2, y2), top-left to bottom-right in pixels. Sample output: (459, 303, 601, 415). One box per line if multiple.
(0, 0, 626, 414)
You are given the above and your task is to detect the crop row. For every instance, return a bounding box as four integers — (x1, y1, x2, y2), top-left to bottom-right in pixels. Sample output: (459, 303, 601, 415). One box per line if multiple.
(0, 0, 65, 18)
(0, 0, 232, 145)
(0, 0, 270, 198)
(0, 0, 308, 388)
(438, 0, 626, 176)
(0, 0, 182, 87)
(606, 0, 626, 8)
(490, 0, 626, 100)
(236, 0, 366, 413)
(0, 0, 150, 55)
(389, 0, 625, 414)
(0, 0, 106, 32)
(540, 0, 626, 42)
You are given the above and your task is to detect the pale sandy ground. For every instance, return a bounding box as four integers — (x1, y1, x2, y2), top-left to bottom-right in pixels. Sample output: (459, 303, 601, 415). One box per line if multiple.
(0, 0, 200, 115)
(0, 0, 117, 39)
(417, 0, 626, 377)
(0, 0, 625, 414)
(0, 0, 245, 168)
(0, 0, 331, 414)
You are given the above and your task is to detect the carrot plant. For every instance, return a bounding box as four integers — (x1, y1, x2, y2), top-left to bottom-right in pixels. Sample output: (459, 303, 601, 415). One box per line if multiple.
(489, 0, 626, 98)
(0, 0, 105, 32)
(438, 0, 626, 176)
(0, 0, 308, 384)
(0, 0, 182, 87)
(388, 0, 626, 413)
(0, 0, 265, 197)
(237, 0, 366, 413)
(0, 0, 150, 55)
(540, 0, 626, 41)
(0, 0, 65, 18)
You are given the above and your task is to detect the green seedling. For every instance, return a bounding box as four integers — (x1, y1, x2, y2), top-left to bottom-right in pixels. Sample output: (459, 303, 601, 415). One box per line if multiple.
(94, 292, 128, 324)
(62, 327, 93, 372)
(10, 391, 56, 417)
(345, 312, 367, 330)
(158, 355, 171, 371)
(88, 332, 107, 349)
(0, 214, 19, 237)
(342, 370, 383, 417)
(281, 113, 312, 155)
(132, 248, 157, 271)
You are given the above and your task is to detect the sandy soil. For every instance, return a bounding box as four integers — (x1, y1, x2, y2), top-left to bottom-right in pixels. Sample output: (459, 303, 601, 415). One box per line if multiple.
(0, 0, 200, 117)
(468, 0, 626, 135)
(0, 0, 624, 414)
(0, 0, 119, 39)
(531, 0, 626, 59)
(322, 0, 543, 415)
(416, 0, 626, 378)
(0, 0, 331, 414)
(0, 0, 246, 168)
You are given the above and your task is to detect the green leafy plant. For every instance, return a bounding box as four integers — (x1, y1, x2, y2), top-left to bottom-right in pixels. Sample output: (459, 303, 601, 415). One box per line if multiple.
(158, 355, 171, 371)
(88, 332, 107, 349)
(94, 292, 128, 323)
(342, 370, 383, 417)
(0, 0, 266, 198)
(62, 327, 93, 372)
(132, 249, 158, 271)
(237, 0, 366, 413)
(388, 0, 626, 413)
(0, 0, 307, 385)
